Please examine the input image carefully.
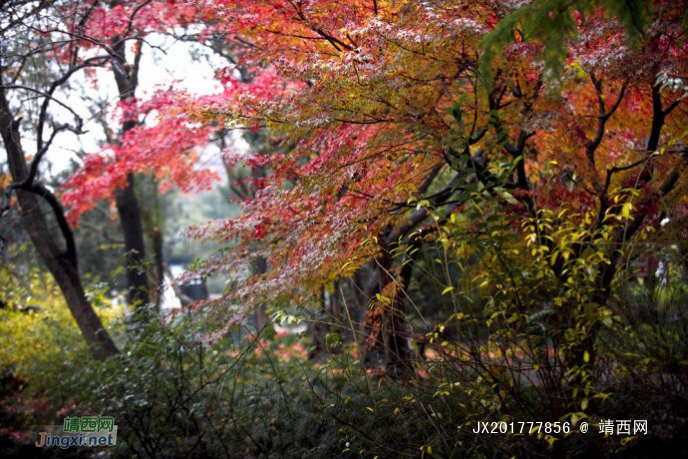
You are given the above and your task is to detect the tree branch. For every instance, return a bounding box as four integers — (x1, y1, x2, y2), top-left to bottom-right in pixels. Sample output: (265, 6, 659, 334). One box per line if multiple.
(35, 55, 108, 154)
(12, 180, 79, 266)
(585, 74, 626, 166)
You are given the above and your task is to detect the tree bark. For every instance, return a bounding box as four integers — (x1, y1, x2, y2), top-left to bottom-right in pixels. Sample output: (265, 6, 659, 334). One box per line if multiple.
(114, 172, 149, 308)
(251, 254, 268, 331)
(359, 167, 451, 378)
(151, 225, 164, 313)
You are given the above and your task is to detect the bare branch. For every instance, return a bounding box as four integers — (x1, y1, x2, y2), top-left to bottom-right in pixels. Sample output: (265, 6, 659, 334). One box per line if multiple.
(585, 74, 626, 166)
(78, 220, 125, 244)
(603, 156, 649, 192)
(2, 84, 86, 120)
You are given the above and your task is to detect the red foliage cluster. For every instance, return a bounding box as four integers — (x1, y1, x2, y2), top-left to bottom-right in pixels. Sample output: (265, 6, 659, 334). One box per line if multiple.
(61, 89, 220, 223)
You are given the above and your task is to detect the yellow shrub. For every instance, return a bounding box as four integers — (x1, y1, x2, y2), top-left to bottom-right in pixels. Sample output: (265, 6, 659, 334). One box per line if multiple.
(0, 264, 124, 390)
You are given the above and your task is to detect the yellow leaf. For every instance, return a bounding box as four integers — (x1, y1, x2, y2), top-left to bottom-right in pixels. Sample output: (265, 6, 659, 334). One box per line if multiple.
(621, 202, 633, 220)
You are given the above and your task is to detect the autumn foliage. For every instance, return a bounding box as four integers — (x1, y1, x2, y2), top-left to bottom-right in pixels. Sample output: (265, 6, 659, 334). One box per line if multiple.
(3, 0, 688, 455)
(156, 0, 688, 316)
(50, 1, 688, 346)
(61, 90, 220, 222)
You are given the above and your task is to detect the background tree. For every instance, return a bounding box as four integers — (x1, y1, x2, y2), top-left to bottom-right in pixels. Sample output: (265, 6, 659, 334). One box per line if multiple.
(1, 1, 118, 359)
(1, 0, 222, 352)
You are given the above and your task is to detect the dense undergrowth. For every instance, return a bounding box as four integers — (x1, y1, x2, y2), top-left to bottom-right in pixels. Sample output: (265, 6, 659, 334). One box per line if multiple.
(2, 214, 688, 459)
(2, 292, 687, 459)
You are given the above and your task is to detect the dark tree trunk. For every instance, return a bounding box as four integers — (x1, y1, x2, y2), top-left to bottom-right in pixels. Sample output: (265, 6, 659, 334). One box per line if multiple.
(109, 28, 150, 312)
(308, 286, 330, 361)
(358, 170, 447, 378)
(151, 225, 165, 313)
(361, 249, 416, 378)
(308, 280, 350, 362)
(115, 173, 149, 308)
(251, 254, 268, 332)
(248, 160, 269, 332)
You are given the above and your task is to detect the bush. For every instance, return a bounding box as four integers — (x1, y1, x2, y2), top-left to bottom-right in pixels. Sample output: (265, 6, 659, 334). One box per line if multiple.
(0, 263, 124, 457)
(0, 267, 123, 392)
(66, 321, 488, 458)
(69, 320, 322, 458)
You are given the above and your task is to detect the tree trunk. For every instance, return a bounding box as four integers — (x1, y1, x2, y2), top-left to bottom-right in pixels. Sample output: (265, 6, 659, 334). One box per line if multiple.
(110, 28, 150, 311)
(308, 286, 330, 361)
(251, 254, 268, 332)
(361, 250, 415, 378)
(114, 173, 149, 309)
(151, 225, 164, 313)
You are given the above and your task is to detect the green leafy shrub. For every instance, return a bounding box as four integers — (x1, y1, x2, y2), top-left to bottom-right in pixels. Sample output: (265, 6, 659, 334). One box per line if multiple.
(70, 321, 324, 457)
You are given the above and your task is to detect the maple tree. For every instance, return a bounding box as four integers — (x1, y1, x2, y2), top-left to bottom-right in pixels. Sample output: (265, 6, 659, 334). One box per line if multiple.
(163, 0, 688, 376)
(55, 0, 223, 310)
